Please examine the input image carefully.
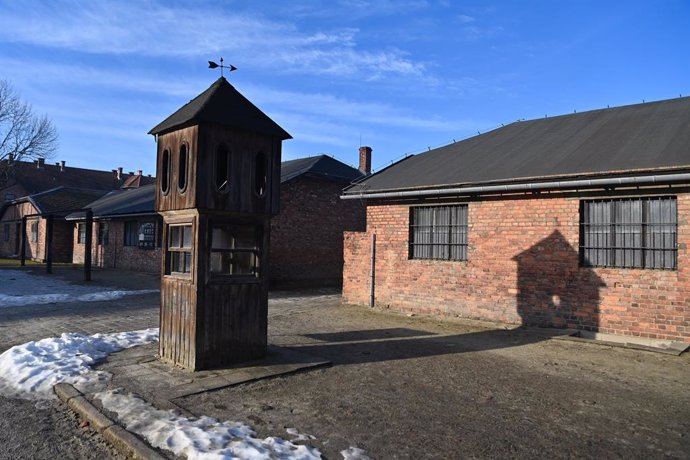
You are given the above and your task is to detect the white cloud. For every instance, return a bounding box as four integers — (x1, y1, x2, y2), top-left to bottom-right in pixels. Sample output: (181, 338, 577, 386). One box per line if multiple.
(0, 1, 428, 80)
(457, 14, 476, 23)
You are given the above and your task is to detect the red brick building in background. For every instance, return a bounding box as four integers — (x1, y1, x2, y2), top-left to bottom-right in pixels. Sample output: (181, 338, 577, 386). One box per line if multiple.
(67, 154, 367, 286)
(67, 184, 162, 272)
(342, 97, 690, 343)
(0, 187, 109, 262)
(0, 159, 155, 262)
(271, 154, 366, 287)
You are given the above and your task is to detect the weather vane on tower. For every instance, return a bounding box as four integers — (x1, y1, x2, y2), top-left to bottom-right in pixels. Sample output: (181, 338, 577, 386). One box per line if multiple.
(208, 57, 237, 77)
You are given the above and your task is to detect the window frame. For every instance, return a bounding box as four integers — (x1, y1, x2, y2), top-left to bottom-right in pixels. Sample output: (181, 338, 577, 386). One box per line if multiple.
(253, 151, 268, 197)
(98, 222, 109, 246)
(165, 223, 193, 277)
(214, 144, 231, 193)
(579, 196, 677, 270)
(178, 142, 189, 193)
(160, 148, 171, 195)
(408, 204, 469, 262)
(3, 223, 9, 242)
(208, 223, 262, 281)
(124, 220, 138, 246)
(30, 221, 39, 243)
(77, 222, 86, 245)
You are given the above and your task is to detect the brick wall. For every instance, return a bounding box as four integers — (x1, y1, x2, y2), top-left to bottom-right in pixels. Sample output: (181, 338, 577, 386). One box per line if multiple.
(270, 177, 365, 287)
(343, 193, 690, 342)
(0, 201, 42, 260)
(72, 219, 161, 273)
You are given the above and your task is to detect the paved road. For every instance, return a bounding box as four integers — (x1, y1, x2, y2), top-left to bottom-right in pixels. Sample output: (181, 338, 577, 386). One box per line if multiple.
(0, 267, 160, 460)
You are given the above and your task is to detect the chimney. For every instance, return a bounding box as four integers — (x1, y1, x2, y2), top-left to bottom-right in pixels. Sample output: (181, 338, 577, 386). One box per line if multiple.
(358, 146, 372, 175)
(7, 153, 13, 164)
(117, 167, 123, 180)
(37, 158, 45, 169)
(60, 160, 66, 172)
(137, 169, 142, 176)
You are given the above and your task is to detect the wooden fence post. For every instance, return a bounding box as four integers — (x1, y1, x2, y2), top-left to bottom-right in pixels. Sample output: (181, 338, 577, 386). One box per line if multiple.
(20, 216, 27, 266)
(84, 210, 93, 281)
(46, 215, 54, 274)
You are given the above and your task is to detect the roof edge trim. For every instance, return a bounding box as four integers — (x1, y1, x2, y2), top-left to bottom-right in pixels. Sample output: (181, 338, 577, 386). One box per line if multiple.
(341, 172, 690, 200)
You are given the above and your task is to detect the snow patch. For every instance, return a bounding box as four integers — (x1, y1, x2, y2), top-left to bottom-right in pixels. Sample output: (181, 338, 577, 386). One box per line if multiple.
(286, 428, 316, 442)
(0, 289, 159, 307)
(0, 269, 158, 307)
(0, 328, 159, 399)
(340, 447, 371, 460)
(97, 389, 322, 460)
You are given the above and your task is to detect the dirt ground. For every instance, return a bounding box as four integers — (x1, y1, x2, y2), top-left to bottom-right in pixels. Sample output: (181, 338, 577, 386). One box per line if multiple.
(179, 294, 690, 459)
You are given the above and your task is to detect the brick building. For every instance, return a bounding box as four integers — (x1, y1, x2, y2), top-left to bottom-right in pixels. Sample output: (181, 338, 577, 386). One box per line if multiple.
(271, 154, 366, 287)
(67, 184, 162, 272)
(0, 187, 108, 262)
(68, 154, 367, 284)
(342, 97, 690, 343)
(0, 159, 155, 262)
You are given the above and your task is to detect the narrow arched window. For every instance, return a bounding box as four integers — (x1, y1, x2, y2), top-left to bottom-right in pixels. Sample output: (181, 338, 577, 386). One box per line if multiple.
(254, 152, 267, 196)
(161, 149, 170, 194)
(178, 144, 188, 192)
(215, 145, 229, 192)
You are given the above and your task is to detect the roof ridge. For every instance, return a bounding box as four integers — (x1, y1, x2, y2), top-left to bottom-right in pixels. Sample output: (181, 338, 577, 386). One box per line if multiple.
(517, 94, 690, 125)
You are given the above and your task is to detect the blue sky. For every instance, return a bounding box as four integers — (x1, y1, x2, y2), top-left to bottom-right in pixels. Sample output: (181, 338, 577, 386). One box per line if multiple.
(0, 0, 688, 176)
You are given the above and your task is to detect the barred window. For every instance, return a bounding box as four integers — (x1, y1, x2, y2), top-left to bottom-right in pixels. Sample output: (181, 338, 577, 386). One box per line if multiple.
(77, 223, 86, 244)
(580, 197, 677, 270)
(209, 224, 261, 277)
(409, 205, 468, 261)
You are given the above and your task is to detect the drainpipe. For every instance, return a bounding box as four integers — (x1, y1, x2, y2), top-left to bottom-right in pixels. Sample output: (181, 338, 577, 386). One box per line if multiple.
(370, 233, 376, 309)
(340, 172, 690, 200)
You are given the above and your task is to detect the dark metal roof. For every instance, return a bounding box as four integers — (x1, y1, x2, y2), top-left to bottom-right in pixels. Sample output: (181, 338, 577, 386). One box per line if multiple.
(149, 77, 292, 139)
(66, 184, 156, 220)
(345, 96, 690, 195)
(16, 187, 108, 215)
(280, 155, 363, 184)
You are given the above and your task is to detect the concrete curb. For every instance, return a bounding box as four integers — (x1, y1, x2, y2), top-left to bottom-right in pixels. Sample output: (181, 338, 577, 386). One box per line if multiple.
(54, 383, 165, 460)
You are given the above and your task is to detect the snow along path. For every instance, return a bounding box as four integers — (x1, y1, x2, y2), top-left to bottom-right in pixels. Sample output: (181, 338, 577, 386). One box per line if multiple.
(0, 269, 158, 307)
(0, 328, 159, 399)
(0, 329, 368, 459)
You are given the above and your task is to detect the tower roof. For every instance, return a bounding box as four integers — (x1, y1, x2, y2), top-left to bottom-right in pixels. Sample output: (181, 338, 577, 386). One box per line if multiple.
(148, 77, 292, 140)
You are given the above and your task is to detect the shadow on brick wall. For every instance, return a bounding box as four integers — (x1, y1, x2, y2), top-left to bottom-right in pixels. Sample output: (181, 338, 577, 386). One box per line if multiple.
(512, 230, 605, 331)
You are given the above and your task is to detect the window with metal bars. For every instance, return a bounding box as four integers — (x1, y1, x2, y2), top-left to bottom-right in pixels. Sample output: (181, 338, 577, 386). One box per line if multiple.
(409, 205, 468, 261)
(580, 197, 677, 270)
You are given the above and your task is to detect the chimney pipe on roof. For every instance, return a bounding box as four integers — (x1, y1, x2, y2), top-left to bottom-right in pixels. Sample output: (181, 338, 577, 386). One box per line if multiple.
(359, 146, 372, 175)
(117, 167, 123, 180)
(37, 158, 45, 169)
(60, 160, 66, 171)
(137, 169, 142, 176)
(7, 153, 13, 164)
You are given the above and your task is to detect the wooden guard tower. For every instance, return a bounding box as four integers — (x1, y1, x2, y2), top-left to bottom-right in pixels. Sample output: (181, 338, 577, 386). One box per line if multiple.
(149, 77, 291, 371)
